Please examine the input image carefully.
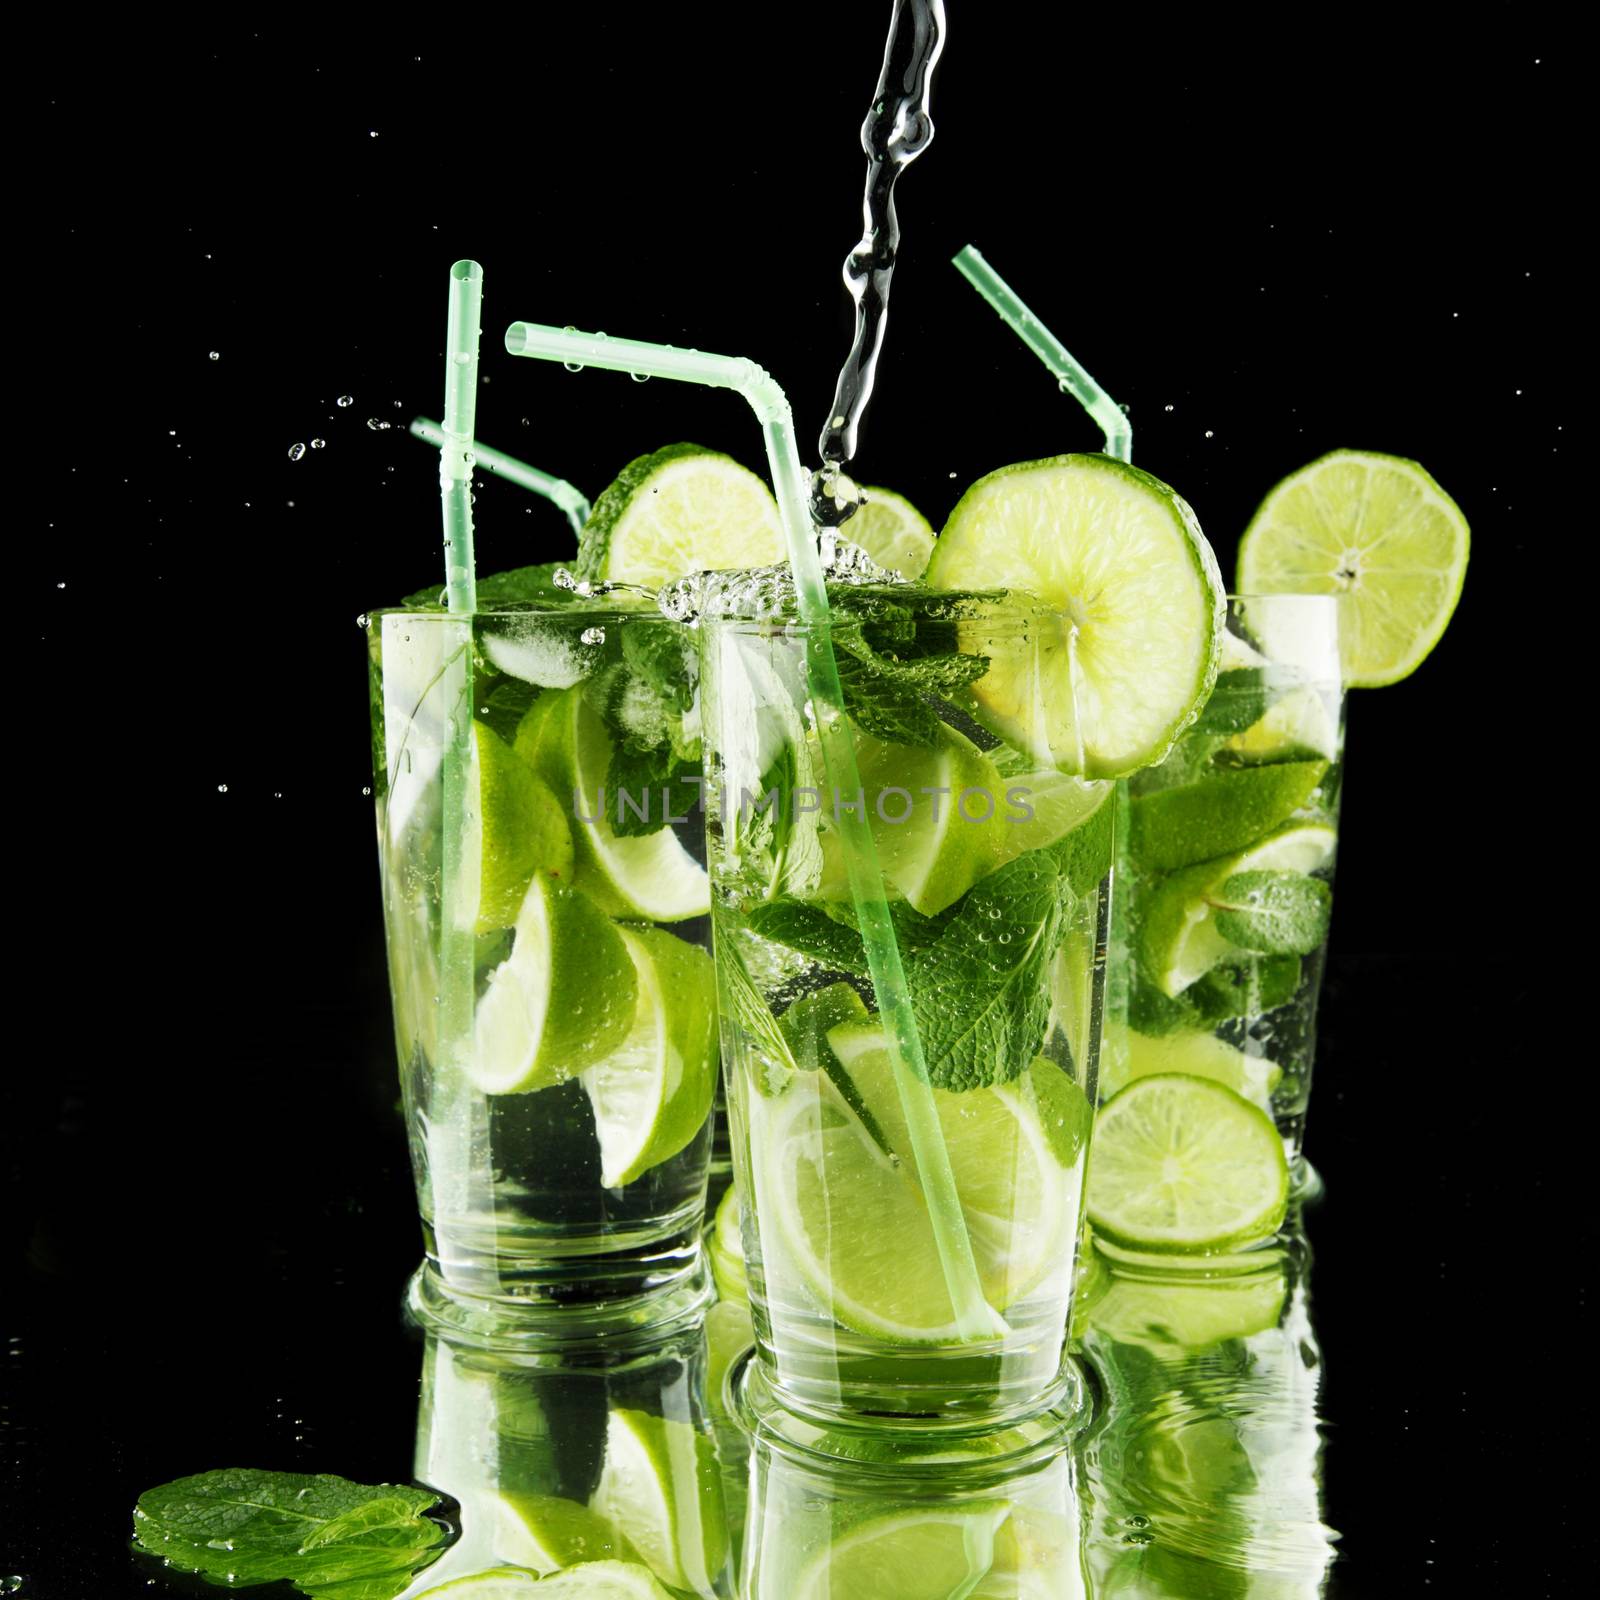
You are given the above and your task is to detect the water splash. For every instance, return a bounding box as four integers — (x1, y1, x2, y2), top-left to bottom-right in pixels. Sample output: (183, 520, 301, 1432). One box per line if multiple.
(657, 531, 899, 623)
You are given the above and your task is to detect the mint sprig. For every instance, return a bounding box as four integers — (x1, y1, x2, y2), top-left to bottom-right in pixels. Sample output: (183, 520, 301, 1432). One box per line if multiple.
(131, 1469, 446, 1597)
(1211, 870, 1332, 955)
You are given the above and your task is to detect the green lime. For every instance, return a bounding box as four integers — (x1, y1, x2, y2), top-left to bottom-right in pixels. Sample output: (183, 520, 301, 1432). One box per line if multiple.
(471, 875, 638, 1094)
(1082, 1267, 1288, 1353)
(1222, 684, 1340, 764)
(1086, 1074, 1288, 1252)
(1236, 448, 1469, 687)
(788, 1504, 1013, 1600)
(1099, 1023, 1280, 1113)
(473, 722, 576, 933)
(1139, 821, 1336, 996)
(709, 1183, 748, 1305)
(1128, 759, 1328, 873)
(844, 484, 935, 578)
(927, 454, 1225, 778)
(492, 1493, 626, 1574)
(457, 1563, 673, 1599)
(577, 443, 784, 588)
(589, 1410, 728, 1596)
(516, 688, 708, 922)
(704, 1297, 754, 1419)
(416, 1571, 544, 1598)
(583, 926, 718, 1188)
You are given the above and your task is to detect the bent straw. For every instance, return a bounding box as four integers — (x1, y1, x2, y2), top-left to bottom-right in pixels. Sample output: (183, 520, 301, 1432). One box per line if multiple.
(437, 262, 486, 1225)
(953, 244, 1132, 462)
(410, 417, 591, 536)
(505, 320, 993, 1339)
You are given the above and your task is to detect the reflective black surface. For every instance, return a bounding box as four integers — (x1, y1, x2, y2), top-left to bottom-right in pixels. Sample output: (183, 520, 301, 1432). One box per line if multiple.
(10, 12, 1572, 1596)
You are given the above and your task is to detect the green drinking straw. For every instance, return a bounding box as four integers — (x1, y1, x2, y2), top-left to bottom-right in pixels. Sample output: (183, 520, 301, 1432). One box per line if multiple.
(504, 320, 994, 1340)
(953, 245, 1132, 461)
(410, 417, 591, 536)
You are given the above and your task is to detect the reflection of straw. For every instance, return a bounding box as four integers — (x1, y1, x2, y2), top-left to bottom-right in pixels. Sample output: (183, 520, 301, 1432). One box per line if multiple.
(505, 320, 994, 1340)
(410, 417, 590, 536)
(437, 263, 485, 1230)
(953, 245, 1132, 462)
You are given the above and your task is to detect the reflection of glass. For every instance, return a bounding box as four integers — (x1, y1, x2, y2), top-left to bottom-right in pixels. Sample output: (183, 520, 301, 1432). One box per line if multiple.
(1077, 1217, 1339, 1596)
(367, 606, 717, 1334)
(1108, 596, 1343, 1189)
(738, 1374, 1087, 1600)
(407, 1313, 732, 1597)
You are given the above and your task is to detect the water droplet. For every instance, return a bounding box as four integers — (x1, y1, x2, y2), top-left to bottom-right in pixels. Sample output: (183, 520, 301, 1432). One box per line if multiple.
(287, 443, 306, 461)
(362, 786, 372, 797)
(369, 129, 379, 138)
(4, 1578, 24, 1595)
(1204, 430, 1215, 439)
(208, 351, 220, 361)
(217, 784, 229, 794)
(356, 613, 369, 628)
(366, 417, 382, 430)
(563, 360, 585, 373)
(336, 394, 353, 407)
(581, 626, 606, 646)
(310, 438, 326, 450)
(630, 371, 650, 382)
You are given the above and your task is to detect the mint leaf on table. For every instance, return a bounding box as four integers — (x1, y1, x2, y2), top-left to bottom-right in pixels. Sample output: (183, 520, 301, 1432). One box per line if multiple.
(131, 1470, 446, 1594)
(908, 849, 1067, 1091)
(1211, 870, 1332, 955)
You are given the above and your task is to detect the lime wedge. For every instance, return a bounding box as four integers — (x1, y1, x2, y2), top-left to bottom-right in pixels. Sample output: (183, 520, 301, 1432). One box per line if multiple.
(1139, 821, 1337, 996)
(471, 875, 638, 1094)
(1086, 1074, 1289, 1252)
(577, 443, 784, 588)
(1099, 1022, 1280, 1113)
(589, 1410, 728, 1596)
(583, 926, 718, 1188)
(928, 454, 1225, 778)
(1128, 759, 1328, 873)
(787, 1504, 1013, 1600)
(516, 688, 709, 922)
(493, 1493, 626, 1574)
(1236, 449, 1469, 686)
(844, 484, 935, 578)
(471, 722, 576, 933)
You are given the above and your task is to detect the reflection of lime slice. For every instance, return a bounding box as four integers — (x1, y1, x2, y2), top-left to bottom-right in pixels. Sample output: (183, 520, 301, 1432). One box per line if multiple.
(1128, 759, 1327, 873)
(929, 454, 1224, 778)
(471, 876, 638, 1094)
(1100, 1023, 1279, 1113)
(577, 443, 784, 588)
(516, 689, 708, 921)
(417, 1571, 544, 1598)
(493, 1492, 626, 1573)
(583, 926, 717, 1188)
(1139, 820, 1337, 996)
(1236, 448, 1469, 687)
(704, 1297, 754, 1420)
(473, 722, 575, 933)
(1083, 1266, 1288, 1352)
(790, 1504, 1012, 1600)
(844, 484, 935, 578)
(497, 1562, 675, 1598)
(1087, 1074, 1288, 1252)
(589, 1410, 728, 1597)
(709, 1184, 747, 1305)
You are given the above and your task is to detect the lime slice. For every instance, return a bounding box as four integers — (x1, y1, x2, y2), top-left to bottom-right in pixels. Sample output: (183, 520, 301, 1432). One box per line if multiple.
(426, 1563, 673, 1599)
(785, 1504, 1012, 1600)
(928, 454, 1225, 778)
(416, 1571, 544, 1598)
(1082, 1266, 1288, 1352)
(471, 722, 576, 933)
(704, 1297, 754, 1420)
(516, 688, 708, 922)
(1086, 1074, 1289, 1252)
(844, 484, 935, 578)
(1099, 1023, 1280, 1113)
(1139, 820, 1337, 996)
(1223, 683, 1340, 764)
(1128, 758, 1328, 873)
(1236, 449, 1469, 687)
(709, 1184, 748, 1305)
(589, 1410, 728, 1596)
(583, 926, 718, 1188)
(493, 1493, 626, 1574)
(471, 875, 638, 1094)
(577, 443, 784, 588)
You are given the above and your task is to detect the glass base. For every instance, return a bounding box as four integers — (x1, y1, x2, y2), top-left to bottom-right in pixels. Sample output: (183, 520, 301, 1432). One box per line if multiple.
(406, 1249, 712, 1351)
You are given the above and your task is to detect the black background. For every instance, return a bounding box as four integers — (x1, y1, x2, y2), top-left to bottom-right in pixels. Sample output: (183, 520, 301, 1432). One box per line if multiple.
(7, 12, 1577, 1597)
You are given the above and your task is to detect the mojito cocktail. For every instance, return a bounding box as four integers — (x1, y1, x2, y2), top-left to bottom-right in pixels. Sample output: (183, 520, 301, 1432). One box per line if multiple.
(369, 594, 718, 1326)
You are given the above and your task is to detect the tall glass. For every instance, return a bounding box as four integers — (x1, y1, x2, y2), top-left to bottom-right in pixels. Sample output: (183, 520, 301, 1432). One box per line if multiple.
(367, 603, 717, 1334)
(1108, 595, 1343, 1185)
(699, 590, 1110, 1424)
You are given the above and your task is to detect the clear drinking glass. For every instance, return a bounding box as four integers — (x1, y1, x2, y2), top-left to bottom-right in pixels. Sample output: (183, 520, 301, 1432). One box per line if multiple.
(367, 603, 717, 1334)
(699, 591, 1110, 1424)
(1107, 594, 1343, 1185)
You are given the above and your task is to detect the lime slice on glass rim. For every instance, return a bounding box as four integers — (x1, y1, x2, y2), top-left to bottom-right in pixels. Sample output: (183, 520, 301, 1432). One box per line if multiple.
(1087, 1073, 1288, 1252)
(515, 688, 708, 922)
(576, 442, 784, 587)
(582, 925, 718, 1188)
(1236, 448, 1469, 687)
(842, 483, 936, 578)
(927, 453, 1225, 778)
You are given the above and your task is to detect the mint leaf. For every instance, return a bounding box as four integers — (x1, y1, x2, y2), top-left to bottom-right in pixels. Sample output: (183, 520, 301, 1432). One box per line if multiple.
(607, 742, 703, 837)
(476, 674, 541, 745)
(1191, 668, 1271, 735)
(1212, 870, 1332, 955)
(131, 1470, 446, 1593)
(908, 849, 1067, 1091)
(750, 901, 868, 973)
(713, 913, 800, 1095)
(400, 561, 581, 612)
(1188, 954, 1303, 1022)
(832, 640, 989, 747)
